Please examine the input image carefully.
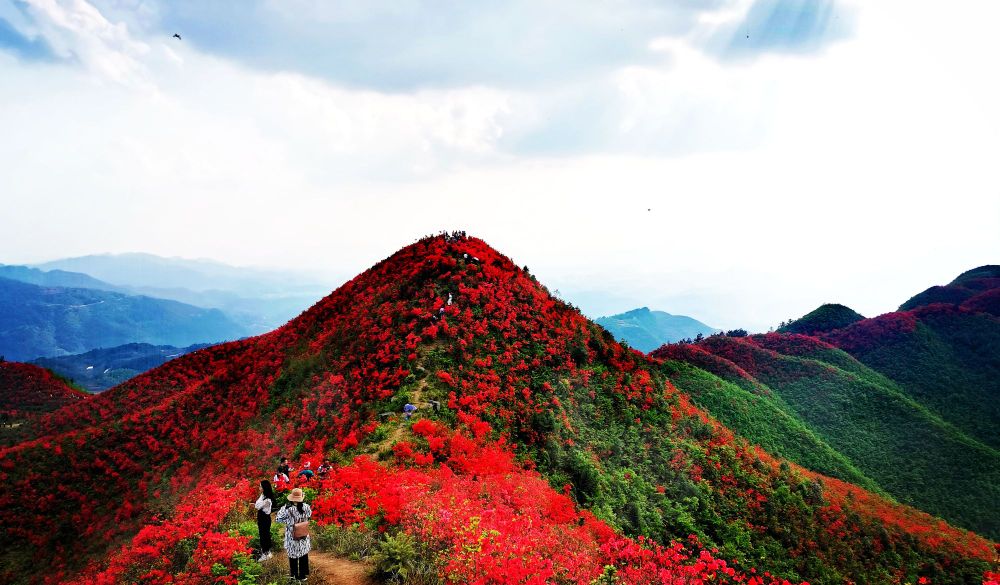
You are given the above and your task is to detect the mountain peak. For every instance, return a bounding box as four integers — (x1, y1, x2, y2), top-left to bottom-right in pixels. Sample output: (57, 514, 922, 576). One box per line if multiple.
(596, 306, 718, 352)
(779, 303, 865, 335)
(901, 264, 1000, 311)
(951, 264, 1000, 286)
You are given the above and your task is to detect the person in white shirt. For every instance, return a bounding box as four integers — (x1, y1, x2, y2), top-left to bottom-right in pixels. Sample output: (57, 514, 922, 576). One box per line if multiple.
(254, 479, 276, 561)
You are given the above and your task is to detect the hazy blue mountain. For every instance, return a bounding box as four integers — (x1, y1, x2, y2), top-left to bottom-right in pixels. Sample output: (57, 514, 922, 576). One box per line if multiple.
(117, 287, 322, 333)
(0, 277, 246, 361)
(596, 307, 719, 352)
(32, 342, 211, 392)
(35, 252, 326, 296)
(33, 253, 333, 332)
(0, 264, 127, 293)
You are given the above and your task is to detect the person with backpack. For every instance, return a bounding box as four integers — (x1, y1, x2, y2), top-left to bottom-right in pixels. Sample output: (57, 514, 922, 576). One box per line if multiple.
(254, 479, 276, 561)
(276, 488, 311, 582)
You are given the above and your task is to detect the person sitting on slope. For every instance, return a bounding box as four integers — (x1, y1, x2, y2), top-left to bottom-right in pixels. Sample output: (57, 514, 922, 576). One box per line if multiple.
(296, 461, 315, 481)
(316, 459, 332, 480)
(277, 456, 291, 477)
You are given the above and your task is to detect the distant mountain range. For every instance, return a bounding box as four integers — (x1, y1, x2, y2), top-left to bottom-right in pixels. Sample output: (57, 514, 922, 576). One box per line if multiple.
(0, 276, 245, 361)
(0, 264, 128, 292)
(0, 254, 335, 362)
(596, 307, 719, 351)
(32, 253, 333, 333)
(34, 252, 322, 296)
(32, 342, 211, 392)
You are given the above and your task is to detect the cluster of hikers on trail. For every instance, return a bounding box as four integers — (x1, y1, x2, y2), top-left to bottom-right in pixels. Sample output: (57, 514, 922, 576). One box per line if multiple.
(271, 456, 332, 484)
(255, 457, 317, 582)
(254, 357, 448, 580)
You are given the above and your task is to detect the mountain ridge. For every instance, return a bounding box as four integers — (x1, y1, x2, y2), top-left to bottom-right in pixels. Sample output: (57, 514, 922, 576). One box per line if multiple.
(654, 332, 1000, 538)
(0, 276, 247, 361)
(30, 342, 212, 392)
(31, 253, 333, 333)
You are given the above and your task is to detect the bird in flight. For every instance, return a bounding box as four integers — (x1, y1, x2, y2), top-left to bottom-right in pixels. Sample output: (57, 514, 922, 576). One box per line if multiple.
(173, 33, 182, 40)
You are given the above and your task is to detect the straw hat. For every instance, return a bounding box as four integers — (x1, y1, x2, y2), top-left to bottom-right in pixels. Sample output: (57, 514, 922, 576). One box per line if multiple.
(287, 488, 305, 502)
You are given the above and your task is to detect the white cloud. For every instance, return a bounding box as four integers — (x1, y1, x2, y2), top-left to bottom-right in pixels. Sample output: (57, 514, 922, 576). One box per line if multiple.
(0, 0, 997, 332)
(16, 0, 149, 84)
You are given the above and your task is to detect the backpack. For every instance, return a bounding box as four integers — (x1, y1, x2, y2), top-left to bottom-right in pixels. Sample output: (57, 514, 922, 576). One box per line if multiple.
(290, 506, 309, 540)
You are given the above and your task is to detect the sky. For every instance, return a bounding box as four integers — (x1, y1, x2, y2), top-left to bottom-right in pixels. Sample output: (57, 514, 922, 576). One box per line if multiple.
(1, 0, 998, 331)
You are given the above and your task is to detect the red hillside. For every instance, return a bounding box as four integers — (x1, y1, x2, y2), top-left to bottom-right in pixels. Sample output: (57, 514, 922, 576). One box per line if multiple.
(0, 235, 995, 585)
(0, 361, 87, 421)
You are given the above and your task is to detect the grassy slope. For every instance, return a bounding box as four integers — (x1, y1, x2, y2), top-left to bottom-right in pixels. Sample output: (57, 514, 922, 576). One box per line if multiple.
(827, 310, 1000, 450)
(671, 335, 1000, 539)
(658, 359, 882, 493)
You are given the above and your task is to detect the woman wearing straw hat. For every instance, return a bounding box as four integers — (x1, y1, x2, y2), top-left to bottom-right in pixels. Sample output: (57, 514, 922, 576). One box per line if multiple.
(276, 488, 312, 582)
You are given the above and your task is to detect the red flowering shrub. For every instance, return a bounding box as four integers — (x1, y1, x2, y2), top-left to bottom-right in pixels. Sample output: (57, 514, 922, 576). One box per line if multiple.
(822, 311, 919, 354)
(0, 362, 87, 430)
(307, 425, 809, 585)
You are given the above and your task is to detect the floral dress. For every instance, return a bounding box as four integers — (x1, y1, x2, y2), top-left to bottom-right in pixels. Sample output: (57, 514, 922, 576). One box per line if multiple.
(275, 503, 312, 559)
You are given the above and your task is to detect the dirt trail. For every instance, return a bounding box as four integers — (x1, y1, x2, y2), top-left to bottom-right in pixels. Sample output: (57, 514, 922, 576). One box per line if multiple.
(269, 551, 373, 585)
(308, 551, 375, 585)
(377, 379, 428, 454)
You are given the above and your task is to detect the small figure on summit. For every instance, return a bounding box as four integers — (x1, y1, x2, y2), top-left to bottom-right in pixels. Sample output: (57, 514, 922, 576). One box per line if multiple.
(403, 403, 418, 420)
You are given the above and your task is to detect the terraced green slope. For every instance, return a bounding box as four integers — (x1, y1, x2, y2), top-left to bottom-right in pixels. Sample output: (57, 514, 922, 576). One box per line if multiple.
(825, 306, 1000, 450)
(654, 334, 1000, 539)
(656, 352, 881, 493)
